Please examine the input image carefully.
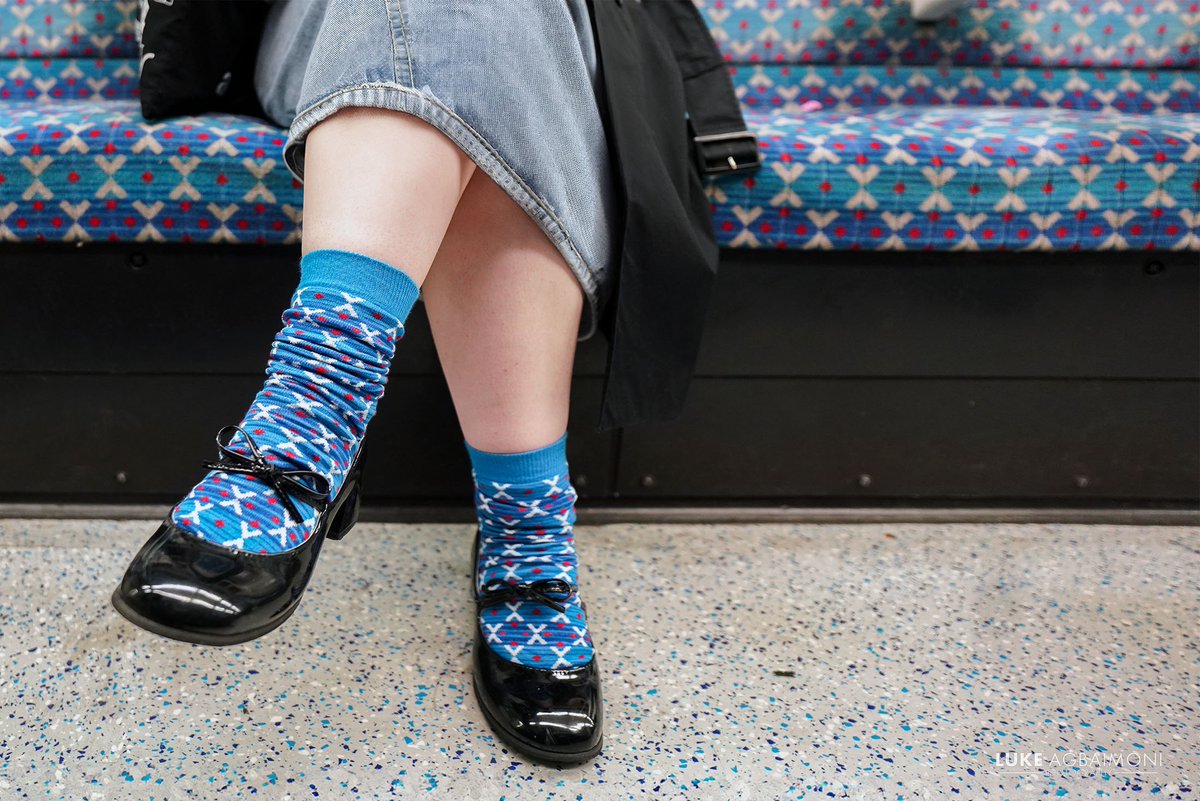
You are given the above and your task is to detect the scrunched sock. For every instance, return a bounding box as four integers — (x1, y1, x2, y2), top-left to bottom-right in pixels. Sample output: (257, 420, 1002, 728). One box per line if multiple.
(171, 248, 420, 554)
(468, 432, 596, 670)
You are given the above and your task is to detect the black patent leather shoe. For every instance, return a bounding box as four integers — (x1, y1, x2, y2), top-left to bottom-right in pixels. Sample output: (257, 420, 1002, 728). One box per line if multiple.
(470, 527, 603, 764)
(110, 426, 365, 647)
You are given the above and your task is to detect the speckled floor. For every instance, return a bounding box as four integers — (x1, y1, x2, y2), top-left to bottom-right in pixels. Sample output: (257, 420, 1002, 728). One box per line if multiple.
(0, 520, 1196, 800)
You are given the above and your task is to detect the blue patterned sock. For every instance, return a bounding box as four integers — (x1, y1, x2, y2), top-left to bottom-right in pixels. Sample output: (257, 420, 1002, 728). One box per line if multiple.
(468, 432, 595, 670)
(172, 248, 419, 554)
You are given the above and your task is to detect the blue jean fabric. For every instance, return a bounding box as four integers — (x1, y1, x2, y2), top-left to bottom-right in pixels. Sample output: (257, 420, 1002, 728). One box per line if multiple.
(253, 0, 619, 339)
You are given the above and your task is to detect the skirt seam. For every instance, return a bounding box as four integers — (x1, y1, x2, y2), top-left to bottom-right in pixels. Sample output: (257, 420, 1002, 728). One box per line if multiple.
(282, 82, 600, 341)
(384, 0, 415, 87)
(384, 0, 400, 84)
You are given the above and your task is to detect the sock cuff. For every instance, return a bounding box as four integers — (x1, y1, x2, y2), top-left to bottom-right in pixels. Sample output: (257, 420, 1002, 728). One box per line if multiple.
(299, 248, 421, 322)
(465, 431, 569, 485)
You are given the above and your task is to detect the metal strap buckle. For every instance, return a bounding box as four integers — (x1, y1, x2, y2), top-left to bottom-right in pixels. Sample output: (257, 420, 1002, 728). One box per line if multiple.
(692, 129, 762, 177)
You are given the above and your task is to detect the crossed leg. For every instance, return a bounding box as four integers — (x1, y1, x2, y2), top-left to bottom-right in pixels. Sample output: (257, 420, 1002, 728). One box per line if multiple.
(300, 106, 477, 285)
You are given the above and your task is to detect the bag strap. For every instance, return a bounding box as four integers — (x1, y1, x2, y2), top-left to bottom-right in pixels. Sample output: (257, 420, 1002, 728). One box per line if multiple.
(640, 0, 762, 177)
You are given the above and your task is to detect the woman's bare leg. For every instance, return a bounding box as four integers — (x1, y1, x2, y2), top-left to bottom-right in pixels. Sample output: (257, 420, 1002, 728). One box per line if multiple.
(300, 107, 477, 284)
(421, 169, 584, 452)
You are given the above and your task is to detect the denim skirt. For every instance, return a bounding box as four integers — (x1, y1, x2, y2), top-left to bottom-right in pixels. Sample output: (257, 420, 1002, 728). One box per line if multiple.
(252, 0, 619, 340)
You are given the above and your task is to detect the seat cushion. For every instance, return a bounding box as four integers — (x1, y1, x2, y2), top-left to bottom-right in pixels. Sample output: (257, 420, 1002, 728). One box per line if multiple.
(0, 99, 1197, 252)
(708, 107, 1200, 251)
(3, 0, 1197, 71)
(0, 99, 300, 244)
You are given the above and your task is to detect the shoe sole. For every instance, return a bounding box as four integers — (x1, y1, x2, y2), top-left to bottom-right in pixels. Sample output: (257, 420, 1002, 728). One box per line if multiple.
(110, 585, 302, 646)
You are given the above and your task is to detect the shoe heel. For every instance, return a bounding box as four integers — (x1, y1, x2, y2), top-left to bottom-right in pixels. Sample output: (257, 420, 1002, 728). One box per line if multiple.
(326, 445, 365, 541)
(327, 482, 360, 541)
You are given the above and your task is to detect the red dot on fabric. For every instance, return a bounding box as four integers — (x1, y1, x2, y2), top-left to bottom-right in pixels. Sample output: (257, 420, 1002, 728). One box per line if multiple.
(215, 521, 225, 528)
(314, 293, 324, 299)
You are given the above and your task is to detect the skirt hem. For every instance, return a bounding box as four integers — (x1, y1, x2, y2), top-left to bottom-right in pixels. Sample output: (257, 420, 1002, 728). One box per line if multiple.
(281, 81, 601, 342)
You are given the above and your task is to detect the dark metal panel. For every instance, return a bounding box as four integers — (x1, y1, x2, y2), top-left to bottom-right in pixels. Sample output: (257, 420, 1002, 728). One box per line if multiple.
(695, 250, 1200, 379)
(0, 243, 611, 377)
(0, 373, 614, 503)
(615, 378, 1200, 501)
(3, 243, 1192, 381)
(365, 375, 614, 502)
(3, 242, 1197, 507)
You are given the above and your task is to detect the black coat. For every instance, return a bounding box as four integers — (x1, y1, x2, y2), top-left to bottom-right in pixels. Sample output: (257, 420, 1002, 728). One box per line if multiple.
(586, 0, 759, 431)
(136, 0, 760, 432)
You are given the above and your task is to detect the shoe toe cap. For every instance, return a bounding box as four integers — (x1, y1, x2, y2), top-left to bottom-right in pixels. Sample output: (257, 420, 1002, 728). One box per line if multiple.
(474, 638, 603, 760)
(117, 565, 247, 631)
(113, 519, 293, 641)
(510, 704, 601, 753)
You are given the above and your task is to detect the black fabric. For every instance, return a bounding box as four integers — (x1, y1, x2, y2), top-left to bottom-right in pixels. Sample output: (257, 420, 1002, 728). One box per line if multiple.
(137, 0, 272, 123)
(588, 0, 758, 431)
(643, 2, 743, 132)
(640, 0, 761, 176)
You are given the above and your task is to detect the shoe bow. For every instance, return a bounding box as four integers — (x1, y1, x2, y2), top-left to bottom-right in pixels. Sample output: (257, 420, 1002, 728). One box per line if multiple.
(201, 424, 333, 527)
(479, 578, 576, 614)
